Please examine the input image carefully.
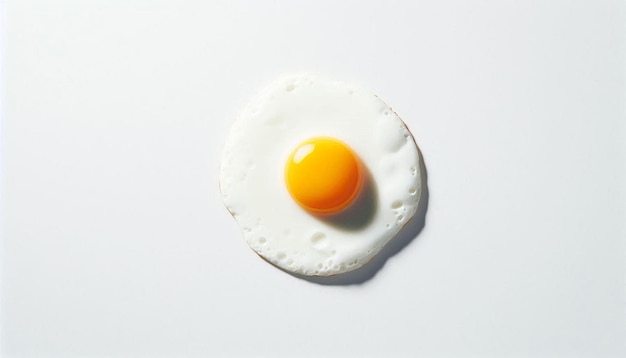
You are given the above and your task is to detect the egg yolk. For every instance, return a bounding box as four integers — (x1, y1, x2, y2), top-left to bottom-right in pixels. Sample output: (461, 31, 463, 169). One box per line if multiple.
(285, 137, 363, 214)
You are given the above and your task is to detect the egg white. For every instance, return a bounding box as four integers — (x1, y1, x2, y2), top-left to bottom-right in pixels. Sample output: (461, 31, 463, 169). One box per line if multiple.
(219, 74, 422, 276)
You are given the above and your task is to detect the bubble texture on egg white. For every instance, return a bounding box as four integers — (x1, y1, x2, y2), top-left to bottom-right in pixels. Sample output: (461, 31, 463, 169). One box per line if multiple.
(219, 74, 422, 276)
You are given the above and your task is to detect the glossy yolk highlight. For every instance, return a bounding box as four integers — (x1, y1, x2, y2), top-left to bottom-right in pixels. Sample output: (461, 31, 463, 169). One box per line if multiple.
(285, 137, 363, 214)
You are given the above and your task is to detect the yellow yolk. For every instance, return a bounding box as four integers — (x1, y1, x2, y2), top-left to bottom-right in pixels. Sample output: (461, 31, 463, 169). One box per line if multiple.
(285, 137, 363, 214)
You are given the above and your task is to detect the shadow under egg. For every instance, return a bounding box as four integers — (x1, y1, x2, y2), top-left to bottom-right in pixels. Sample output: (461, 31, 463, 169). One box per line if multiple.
(316, 166, 378, 231)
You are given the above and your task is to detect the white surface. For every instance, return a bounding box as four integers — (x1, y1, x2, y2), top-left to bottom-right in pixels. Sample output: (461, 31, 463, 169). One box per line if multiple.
(2, 1, 625, 357)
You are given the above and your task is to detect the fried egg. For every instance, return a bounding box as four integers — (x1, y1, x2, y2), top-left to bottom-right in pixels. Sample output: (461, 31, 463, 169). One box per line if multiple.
(219, 74, 422, 276)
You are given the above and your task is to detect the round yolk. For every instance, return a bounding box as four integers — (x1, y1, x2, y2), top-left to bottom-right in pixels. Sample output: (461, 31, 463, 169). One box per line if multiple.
(285, 137, 363, 214)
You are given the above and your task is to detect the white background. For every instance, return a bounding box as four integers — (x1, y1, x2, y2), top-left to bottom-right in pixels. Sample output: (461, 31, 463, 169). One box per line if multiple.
(2, 1, 625, 357)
